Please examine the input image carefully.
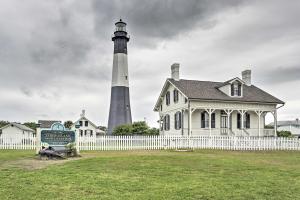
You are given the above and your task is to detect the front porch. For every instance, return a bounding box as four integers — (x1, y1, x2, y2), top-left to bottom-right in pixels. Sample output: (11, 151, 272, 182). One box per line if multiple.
(185, 105, 278, 137)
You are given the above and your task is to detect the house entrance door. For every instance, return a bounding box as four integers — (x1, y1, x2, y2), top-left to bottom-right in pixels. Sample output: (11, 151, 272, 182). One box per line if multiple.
(221, 115, 228, 135)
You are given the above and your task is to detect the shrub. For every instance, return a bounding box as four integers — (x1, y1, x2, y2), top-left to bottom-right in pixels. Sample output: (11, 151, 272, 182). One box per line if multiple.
(132, 121, 149, 135)
(277, 130, 292, 137)
(112, 124, 133, 135)
(146, 128, 159, 135)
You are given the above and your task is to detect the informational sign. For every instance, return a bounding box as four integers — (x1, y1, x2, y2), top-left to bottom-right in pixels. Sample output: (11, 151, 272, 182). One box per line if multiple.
(41, 130, 75, 146)
(40, 122, 76, 147)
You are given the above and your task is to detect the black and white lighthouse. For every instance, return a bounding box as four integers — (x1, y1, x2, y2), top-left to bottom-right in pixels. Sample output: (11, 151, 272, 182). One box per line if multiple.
(107, 19, 132, 135)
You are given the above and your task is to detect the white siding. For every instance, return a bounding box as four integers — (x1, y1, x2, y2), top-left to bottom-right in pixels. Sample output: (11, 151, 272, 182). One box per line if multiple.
(159, 83, 188, 135)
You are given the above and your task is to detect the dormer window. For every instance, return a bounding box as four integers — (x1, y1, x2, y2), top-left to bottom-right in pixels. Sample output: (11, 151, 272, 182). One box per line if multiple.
(231, 82, 242, 96)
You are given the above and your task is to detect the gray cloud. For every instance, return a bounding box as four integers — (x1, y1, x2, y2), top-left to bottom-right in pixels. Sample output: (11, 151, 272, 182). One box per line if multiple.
(0, 0, 299, 125)
(92, 0, 245, 47)
(260, 66, 300, 84)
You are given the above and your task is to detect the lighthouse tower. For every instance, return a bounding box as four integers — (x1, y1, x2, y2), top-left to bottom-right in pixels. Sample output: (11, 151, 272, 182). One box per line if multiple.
(107, 19, 132, 135)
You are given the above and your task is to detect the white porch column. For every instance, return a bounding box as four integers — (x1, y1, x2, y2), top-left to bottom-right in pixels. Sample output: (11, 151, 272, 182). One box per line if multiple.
(274, 110, 278, 137)
(188, 105, 192, 136)
(238, 110, 246, 135)
(224, 109, 233, 135)
(206, 108, 215, 137)
(255, 111, 263, 137)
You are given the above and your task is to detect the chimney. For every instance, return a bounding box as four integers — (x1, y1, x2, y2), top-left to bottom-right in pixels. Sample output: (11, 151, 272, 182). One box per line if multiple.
(242, 69, 251, 86)
(81, 109, 85, 117)
(171, 63, 180, 81)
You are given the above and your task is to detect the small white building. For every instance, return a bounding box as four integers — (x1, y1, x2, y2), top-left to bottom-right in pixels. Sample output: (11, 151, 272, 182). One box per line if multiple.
(154, 64, 284, 137)
(270, 119, 300, 136)
(70, 110, 105, 138)
(0, 122, 35, 142)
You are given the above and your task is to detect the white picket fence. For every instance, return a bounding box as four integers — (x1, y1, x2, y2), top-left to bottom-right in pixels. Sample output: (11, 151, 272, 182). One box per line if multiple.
(78, 135, 300, 151)
(1, 134, 300, 151)
(0, 134, 36, 149)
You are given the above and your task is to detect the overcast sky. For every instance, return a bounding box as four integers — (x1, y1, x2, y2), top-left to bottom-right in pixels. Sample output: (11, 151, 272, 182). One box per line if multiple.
(0, 0, 299, 127)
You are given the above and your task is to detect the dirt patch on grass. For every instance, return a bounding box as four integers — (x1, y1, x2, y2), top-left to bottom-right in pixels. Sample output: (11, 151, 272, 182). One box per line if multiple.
(0, 154, 97, 170)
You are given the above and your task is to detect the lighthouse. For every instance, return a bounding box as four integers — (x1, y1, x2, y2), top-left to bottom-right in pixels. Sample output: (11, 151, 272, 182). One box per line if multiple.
(107, 19, 132, 135)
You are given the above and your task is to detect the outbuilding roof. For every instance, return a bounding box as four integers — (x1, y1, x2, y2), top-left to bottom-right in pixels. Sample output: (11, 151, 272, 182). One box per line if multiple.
(0, 122, 35, 132)
(38, 120, 61, 129)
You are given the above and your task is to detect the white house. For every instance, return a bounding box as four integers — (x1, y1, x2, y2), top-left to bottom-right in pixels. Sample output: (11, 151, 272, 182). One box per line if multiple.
(154, 63, 284, 137)
(270, 118, 300, 136)
(70, 110, 105, 138)
(0, 122, 35, 142)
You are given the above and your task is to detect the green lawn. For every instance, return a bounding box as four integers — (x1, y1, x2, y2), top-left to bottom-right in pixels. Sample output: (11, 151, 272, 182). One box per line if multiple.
(0, 150, 299, 200)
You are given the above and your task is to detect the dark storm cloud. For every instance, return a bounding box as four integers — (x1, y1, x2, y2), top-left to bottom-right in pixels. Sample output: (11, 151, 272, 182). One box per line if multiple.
(260, 66, 300, 84)
(92, 0, 245, 47)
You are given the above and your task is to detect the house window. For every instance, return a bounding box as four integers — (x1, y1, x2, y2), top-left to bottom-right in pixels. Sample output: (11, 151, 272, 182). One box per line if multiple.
(85, 121, 88, 127)
(173, 89, 179, 103)
(84, 130, 87, 136)
(166, 91, 170, 106)
(90, 130, 93, 136)
(231, 83, 242, 96)
(201, 112, 215, 128)
(174, 111, 182, 130)
(237, 113, 250, 129)
(80, 130, 83, 136)
(164, 115, 170, 131)
(79, 121, 83, 126)
(160, 105, 162, 111)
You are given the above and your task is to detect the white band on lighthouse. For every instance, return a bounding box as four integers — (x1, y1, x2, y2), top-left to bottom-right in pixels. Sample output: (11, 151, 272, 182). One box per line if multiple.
(111, 53, 129, 87)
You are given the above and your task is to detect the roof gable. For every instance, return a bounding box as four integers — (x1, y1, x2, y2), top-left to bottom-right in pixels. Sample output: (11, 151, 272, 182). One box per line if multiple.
(154, 79, 187, 111)
(72, 116, 98, 129)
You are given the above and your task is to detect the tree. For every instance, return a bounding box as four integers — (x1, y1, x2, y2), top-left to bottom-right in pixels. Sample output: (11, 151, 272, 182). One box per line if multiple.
(23, 122, 38, 131)
(277, 130, 292, 137)
(0, 121, 9, 128)
(112, 124, 132, 135)
(132, 121, 149, 135)
(64, 121, 73, 129)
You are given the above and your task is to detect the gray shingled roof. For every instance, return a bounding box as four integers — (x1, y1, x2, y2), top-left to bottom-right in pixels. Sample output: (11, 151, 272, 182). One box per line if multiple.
(38, 120, 61, 128)
(269, 119, 300, 126)
(0, 122, 35, 132)
(168, 79, 284, 104)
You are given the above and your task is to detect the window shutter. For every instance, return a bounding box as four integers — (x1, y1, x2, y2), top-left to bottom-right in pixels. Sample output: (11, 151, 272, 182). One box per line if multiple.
(201, 112, 205, 128)
(167, 115, 170, 130)
(237, 113, 241, 129)
(174, 113, 177, 129)
(246, 113, 250, 129)
(211, 113, 215, 128)
(231, 84, 234, 96)
(238, 84, 241, 96)
(179, 112, 182, 129)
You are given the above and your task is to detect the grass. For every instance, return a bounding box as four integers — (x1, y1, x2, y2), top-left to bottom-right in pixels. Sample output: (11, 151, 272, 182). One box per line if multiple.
(0, 150, 299, 200)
